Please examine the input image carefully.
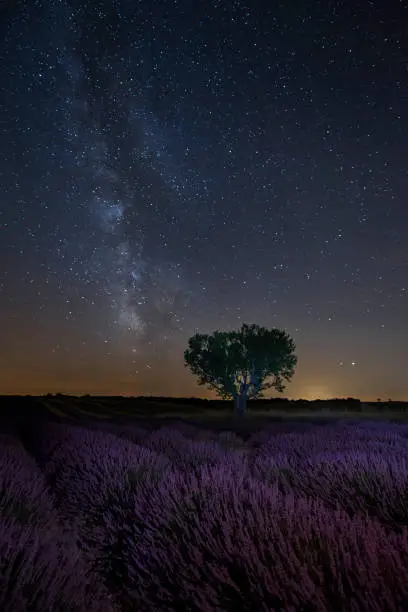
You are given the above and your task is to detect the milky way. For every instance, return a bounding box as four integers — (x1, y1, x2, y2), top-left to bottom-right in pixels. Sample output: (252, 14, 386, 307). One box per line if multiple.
(1, 1, 407, 399)
(59, 10, 198, 344)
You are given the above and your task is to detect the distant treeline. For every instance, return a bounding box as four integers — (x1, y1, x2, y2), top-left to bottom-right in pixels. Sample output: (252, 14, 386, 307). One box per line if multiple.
(34, 394, 408, 411)
(125, 396, 365, 405)
(47, 394, 364, 404)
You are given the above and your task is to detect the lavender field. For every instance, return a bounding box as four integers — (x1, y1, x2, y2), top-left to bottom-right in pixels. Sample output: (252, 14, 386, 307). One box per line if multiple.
(2, 418, 408, 611)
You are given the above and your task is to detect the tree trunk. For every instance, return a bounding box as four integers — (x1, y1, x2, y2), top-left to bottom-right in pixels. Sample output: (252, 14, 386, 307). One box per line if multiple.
(233, 393, 247, 418)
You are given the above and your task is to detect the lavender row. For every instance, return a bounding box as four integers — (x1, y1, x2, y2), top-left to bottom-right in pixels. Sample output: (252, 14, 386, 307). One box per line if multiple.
(6, 419, 408, 610)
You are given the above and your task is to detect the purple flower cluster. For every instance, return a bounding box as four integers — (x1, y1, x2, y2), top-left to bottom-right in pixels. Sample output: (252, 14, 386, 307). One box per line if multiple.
(3, 419, 408, 610)
(0, 434, 56, 527)
(0, 433, 117, 612)
(124, 470, 408, 611)
(247, 422, 408, 529)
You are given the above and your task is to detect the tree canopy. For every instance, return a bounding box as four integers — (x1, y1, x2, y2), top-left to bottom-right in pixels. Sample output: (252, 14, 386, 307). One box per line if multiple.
(184, 322, 298, 415)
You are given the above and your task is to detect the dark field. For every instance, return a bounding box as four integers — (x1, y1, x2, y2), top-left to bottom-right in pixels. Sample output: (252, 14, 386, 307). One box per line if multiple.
(1, 395, 408, 611)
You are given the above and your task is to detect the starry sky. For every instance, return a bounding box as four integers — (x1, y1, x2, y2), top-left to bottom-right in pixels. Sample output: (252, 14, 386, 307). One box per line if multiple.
(1, 0, 407, 401)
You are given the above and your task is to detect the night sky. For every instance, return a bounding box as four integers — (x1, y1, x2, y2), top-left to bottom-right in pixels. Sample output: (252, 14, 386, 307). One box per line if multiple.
(1, 1, 407, 401)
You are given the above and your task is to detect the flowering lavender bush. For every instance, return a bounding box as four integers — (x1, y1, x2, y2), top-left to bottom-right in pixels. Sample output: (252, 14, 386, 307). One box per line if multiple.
(78, 420, 153, 446)
(144, 427, 240, 471)
(0, 515, 117, 612)
(295, 451, 408, 530)
(0, 439, 57, 527)
(123, 469, 408, 611)
(246, 423, 408, 532)
(4, 418, 408, 610)
(27, 425, 173, 544)
(216, 429, 246, 450)
(153, 419, 213, 441)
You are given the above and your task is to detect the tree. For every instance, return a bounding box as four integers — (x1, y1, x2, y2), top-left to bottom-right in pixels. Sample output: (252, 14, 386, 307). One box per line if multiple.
(184, 322, 298, 417)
